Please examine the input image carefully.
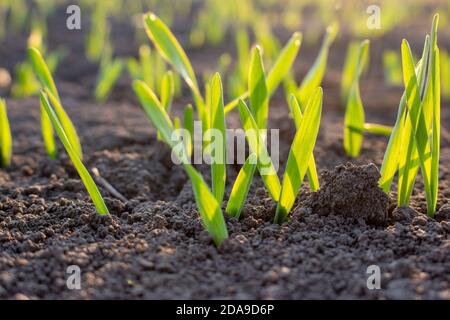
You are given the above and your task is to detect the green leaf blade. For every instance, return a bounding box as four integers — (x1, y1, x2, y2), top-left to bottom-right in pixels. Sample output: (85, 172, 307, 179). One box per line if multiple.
(379, 95, 407, 193)
(266, 32, 302, 96)
(29, 47, 83, 160)
(401, 39, 433, 212)
(40, 98, 57, 159)
(143, 13, 204, 117)
(45, 88, 83, 160)
(94, 59, 124, 103)
(210, 73, 226, 204)
(133, 80, 228, 246)
(380, 36, 430, 195)
(224, 31, 303, 115)
(28, 47, 59, 100)
(160, 70, 175, 113)
(289, 94, 319, 191)
(363, 123, 393, 136)
(298, 23, 338, 103)
(340, 41, 361, 106)
(0, 99, 12, 167)
(343, 40, 369, 158)
(248, 46, 268, 130)
(183, 164, 229, 246)
(133, 80, 177, 148)
(429, 14, 440, 216)
(237, 99, 281, 201)
(430, 46, 440, 215)
(39, 92, 109, 215)
(183, 104, 194, 158)
(275, 87, 323, 223)
(226, 154, 257, 219)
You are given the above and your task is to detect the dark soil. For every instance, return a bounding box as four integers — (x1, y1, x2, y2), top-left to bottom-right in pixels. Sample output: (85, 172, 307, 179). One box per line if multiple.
(0, 95, 449, 300)
(0, 5, 450, 300)
(305, 163, 389, 226)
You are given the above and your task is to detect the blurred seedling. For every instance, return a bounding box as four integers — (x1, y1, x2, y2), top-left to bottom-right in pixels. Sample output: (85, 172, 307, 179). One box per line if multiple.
(343, 40, 393, 158)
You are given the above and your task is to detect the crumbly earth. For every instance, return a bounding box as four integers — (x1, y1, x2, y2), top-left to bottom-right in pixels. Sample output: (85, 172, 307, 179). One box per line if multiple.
(305, 163, 389, 226)
(0, 6, 449, 300)
(0, 95, 449, 300)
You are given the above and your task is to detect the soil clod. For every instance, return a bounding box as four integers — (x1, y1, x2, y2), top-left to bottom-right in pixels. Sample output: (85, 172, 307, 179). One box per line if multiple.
(304, 163, 389, 226)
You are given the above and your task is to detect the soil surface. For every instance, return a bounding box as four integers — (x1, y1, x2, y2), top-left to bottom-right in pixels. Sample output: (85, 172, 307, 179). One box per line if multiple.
(305, 163, 389, 226)
(0, 6, 450, 300)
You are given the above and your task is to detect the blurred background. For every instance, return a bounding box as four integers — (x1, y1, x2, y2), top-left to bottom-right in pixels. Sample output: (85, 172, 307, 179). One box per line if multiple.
(0, 0, 449, 112)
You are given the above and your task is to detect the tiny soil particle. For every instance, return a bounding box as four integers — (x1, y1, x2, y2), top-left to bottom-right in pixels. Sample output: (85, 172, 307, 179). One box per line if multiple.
(304, 163, 389, 226)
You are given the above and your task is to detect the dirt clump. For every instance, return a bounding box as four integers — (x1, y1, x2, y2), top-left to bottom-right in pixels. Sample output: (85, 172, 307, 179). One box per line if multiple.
(304, 163, 389, 226)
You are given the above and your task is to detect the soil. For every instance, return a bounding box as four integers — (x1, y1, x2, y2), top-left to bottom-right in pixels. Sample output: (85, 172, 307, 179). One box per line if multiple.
(304, 163, 389, 226)
(0, 6, 450, 300)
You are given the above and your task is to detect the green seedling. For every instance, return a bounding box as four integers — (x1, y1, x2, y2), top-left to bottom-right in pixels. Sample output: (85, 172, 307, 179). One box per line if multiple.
(226, 154, 257, 219)
(228, 90, 323, 222)
(209, 73, 226, 204)
(343, 40, 369, 158)
(252, 17, 280, 61)
(173, 116, 181, 130)
(380, 15, 440, 216)
(383, 49, 403, 87)
(399, 37, 439, 216)
(143, 12, 206, 125)
(39, 92, 109, 215)
(228, 45, 281, 218)
(189, 0, 229, 47)
(266, 32, 303, 98)
(156, 71, 175, 141)
(237, 99, 281, 202)
(282, 22, 337, 112)
(217, 53, 231, 78)
(343, 40, 394, 158)
(289, 94, 319, 191)
(225, 31, 302, 114)
(133, 79, 228, 246)
(140, 45, 153, 89)
(11, 62, 41, 98)
(203, 75, 212, 129)
(275, 88, 323, 223)
(183, 104, 194, 157)
(28, 17, 47, 53)
(144, 12, 302, 130)
(160, 71, 175, 113)
(0, 98, 12, 167)
(340, 41, 361, 106)
(144, 12, 298, 130)
(248, 46, 269, 130)
(12, 27, 63, 98)
(227, 42, 321, 219)
(94, 58, 124, 103)
(127, 45, 153, 88)
(379, 37, 430, 199)
(28, 47, 82, 160)
(86, 2, 110, 62)
(297, 22, 338, 106)
(127, 46, 181, 100)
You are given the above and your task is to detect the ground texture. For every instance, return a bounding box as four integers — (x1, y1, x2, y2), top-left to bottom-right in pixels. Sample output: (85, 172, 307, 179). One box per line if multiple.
(0, 7, 449, 299)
